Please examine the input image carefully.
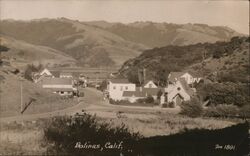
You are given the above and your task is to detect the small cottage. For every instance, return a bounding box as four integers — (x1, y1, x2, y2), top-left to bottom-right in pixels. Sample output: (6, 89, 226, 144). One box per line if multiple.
(107, 79, 136, 101)
(165, 78, 196, 107)
(41, 77, 76, 96)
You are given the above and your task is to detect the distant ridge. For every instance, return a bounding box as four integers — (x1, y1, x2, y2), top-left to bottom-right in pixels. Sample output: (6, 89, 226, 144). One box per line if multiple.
(0, 18, 242, 67)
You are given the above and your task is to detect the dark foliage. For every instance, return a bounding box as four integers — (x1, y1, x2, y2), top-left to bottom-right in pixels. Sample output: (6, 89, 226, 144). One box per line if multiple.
(0, 45, 9, 52)
(203, 105, 239, 118)
(24, 64, 43, 81)
(136, 122, 249, 156)
(120, 36, 249, 86)
(180, 97, 203, 118)
(44, 112, 249, 156)
(197, 82, 250, 107)
(98, 80, 108, 92)
(44, 112, 141, 156)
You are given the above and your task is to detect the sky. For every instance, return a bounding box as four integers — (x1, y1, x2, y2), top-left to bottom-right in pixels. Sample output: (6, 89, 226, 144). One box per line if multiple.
(0, 0, 249, 34)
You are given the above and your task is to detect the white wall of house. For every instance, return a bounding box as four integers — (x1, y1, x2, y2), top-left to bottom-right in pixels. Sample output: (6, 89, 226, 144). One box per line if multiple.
(123, 95, 142, 103)
(60, 75, 73, 78)
(144, 81, 157, 88)
(43, 84, 73, 89)
(108, 82, 136, 101)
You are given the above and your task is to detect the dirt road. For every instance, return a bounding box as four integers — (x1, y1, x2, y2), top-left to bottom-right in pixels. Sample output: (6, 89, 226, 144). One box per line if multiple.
(0, 88, 179, 123)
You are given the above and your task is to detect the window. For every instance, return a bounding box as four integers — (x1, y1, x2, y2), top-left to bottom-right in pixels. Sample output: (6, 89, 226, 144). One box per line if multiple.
(113, 86, 116, 90)
(120, 86, 123, 91)
(149, 84, 152, 88)
(177, 87, 181, 91)
(125, 86, 128, 90)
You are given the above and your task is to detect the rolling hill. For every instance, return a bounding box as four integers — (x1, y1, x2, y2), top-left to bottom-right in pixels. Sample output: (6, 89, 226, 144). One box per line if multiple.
(86, 21, 242, 47)
(0, 18, 147, 67)
(0, 35, 77, 69)
(0, 18, 242, 67)
(118, 36, 249, 85)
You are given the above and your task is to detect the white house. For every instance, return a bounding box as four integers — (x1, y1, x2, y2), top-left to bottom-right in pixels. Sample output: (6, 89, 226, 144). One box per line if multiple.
(143, 80, 158, 88)
(33, 68, 55, 83)
(168, 72, 201, 85)
(165, 78, 196, 107)
(107, 79, 136, 101)
(41, 77, 76, 96)
(123, 87, 162, 103)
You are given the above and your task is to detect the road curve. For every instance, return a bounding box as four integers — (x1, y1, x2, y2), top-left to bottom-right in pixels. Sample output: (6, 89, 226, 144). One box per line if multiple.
(0, 88, 104, 123)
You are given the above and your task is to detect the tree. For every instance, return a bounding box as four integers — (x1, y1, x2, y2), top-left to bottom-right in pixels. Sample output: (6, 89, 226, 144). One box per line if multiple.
(180, 97, 203, 118)
(99, 80, 108, 91)
(24, 64, 43, 81)
(0, 45, 9, 65)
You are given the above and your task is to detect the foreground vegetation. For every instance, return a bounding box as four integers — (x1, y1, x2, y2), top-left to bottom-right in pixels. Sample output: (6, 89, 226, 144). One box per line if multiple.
(0, 108, 244, 155)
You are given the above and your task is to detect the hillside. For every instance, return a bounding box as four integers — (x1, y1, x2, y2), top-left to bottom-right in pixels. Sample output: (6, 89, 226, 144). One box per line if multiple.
(119, 36, 249, 85)
(0, 64, 78, 117)
(0, 35, 77, 69)
(86, 21, 242, 48)
(0, 18, 147, 67)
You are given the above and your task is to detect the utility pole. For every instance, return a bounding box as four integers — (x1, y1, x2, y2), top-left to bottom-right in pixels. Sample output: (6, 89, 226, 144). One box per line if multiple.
(20, 78, 23, 113)
(143, 67, 146, 83)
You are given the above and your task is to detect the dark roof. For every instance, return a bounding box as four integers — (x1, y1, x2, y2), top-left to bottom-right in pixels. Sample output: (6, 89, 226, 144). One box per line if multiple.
(109, 79, 131, 84)
(50, 71, 60, 77)
(179, 78, 195, 96)
(48, 88, 74, 92)
(42, 78, 73, 85)
(123, 87, 162, 97)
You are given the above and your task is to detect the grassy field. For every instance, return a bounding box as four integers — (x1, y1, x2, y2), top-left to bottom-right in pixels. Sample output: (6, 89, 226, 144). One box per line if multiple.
(0, 109, 241, 155)
(0, 70, 78, 117)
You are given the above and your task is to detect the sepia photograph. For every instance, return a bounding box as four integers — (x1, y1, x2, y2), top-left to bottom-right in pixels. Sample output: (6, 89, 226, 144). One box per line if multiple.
(0, 0, 249, 155)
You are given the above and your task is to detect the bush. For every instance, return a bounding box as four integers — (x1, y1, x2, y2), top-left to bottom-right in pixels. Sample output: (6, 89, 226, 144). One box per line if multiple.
(180, 98, 203, 118)
(204, 104, 239, 118)
(145, 95, 154, 103)
(44, 112, 141, 155)
(168, 102, 175, 108)
(161, 103, 168, 108)
(109, 99, 131, 105)
(24, 64, 43, 81)
(239, 105, 250, 118)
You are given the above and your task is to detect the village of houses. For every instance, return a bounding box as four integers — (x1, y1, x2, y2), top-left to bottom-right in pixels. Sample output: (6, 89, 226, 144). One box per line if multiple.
(32, 67, 202, 108)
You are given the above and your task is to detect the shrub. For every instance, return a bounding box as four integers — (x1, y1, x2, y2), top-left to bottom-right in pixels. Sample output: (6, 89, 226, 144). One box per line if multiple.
(180, 98, 203, 118)
(161, 103, 168, 108)
(168, 102, 175, 108)
(239, 105, 250, 118)
(204, 104, 239, 117)
(145, 95, 154, 103)
(24, 64, 43, 81)
(44, 112, 141, 155)
(109, 99, 131, 105)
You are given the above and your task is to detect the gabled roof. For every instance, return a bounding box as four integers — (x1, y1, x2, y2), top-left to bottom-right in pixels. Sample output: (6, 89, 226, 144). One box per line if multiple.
(143, 80, 157, 86)
(123, 87, 162, 97)
(179, 78, 196, 96)
(168, 72, 186, 83)
(42, 78, 73, 85)
(50, 71, 60, 77)
(109, 79, 131, 84)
